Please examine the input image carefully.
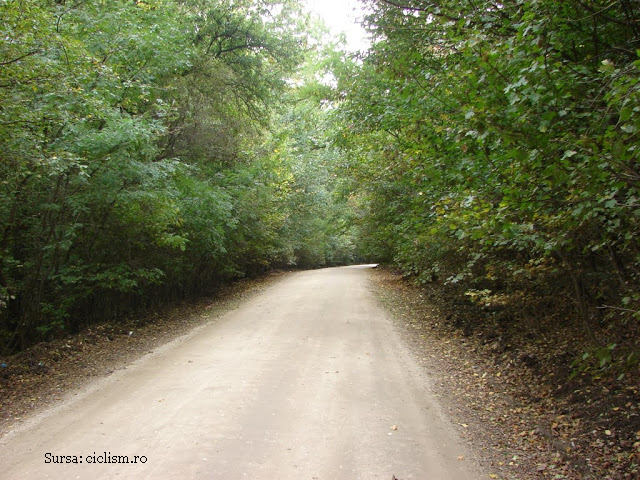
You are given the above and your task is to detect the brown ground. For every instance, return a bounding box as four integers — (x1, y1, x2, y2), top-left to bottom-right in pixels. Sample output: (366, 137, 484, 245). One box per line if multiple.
(1, 267, 638, 479)
(0, 273, 285, 434)
(369, 267, 640, 480)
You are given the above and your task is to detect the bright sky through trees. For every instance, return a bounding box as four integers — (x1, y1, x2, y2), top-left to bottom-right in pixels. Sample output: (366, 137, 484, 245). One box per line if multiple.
(303, 0, 370, 51)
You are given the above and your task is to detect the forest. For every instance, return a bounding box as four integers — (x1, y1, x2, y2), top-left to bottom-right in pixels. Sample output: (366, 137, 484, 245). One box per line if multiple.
(1, 0, 639, 380)
(337, 0, 640, 382)
(0, 0, 360, 352)
(1, 1, 640, 477)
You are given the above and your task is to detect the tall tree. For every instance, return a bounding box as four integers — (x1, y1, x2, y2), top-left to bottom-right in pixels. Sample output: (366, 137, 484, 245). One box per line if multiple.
(337, 0, 640, 335)
(0, 0, 314, 351)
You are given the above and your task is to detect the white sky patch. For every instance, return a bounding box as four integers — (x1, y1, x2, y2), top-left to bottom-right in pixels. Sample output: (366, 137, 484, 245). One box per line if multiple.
(303, 0, 371, 52)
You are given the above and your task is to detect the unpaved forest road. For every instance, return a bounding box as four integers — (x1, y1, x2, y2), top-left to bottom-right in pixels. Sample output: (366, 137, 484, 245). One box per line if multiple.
(1, 266, 482, 479)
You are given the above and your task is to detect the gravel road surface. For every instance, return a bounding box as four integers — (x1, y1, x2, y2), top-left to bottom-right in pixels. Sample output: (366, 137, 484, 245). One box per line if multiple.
(0, 265, 482, 479)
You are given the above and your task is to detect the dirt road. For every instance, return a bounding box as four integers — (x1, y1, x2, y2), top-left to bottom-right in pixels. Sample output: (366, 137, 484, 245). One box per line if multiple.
(0, 266, 482, 479)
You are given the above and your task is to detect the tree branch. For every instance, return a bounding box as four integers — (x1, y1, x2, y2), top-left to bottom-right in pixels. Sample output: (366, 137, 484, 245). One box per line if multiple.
(0, 50, 42, 67)
(376, 0, 460, 22)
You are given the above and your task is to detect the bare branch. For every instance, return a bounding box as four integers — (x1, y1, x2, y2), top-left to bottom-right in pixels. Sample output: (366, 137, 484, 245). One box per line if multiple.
(0, 50, 42, 67)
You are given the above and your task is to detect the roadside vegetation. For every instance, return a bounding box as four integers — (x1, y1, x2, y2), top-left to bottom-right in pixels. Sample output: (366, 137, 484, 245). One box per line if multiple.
(0, 0, 357, 353)
(334, 2, 640, 477)
(336, 0, 640, 384)
(1, 1, 639, 477)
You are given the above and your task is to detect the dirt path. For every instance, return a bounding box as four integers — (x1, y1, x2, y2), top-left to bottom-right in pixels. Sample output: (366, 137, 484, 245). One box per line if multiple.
(0, 266, 482, 479)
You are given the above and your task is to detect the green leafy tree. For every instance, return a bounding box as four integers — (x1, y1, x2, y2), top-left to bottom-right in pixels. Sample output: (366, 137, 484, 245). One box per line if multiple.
(0, 0, 312, 351)
(336, 0, 640, 338)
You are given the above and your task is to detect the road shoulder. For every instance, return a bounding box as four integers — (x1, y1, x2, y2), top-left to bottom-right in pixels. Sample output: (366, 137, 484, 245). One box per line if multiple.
(0, 272, 289, 437)
(369, 267, 580, 480)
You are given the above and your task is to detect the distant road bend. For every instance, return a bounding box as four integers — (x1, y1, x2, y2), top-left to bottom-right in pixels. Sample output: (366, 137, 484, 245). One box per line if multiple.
(1, 265, 482, 479)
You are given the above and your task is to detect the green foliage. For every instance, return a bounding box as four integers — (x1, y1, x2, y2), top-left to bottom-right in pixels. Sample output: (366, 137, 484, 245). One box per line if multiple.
(0, 0, 352, 353)
(335, 0, 640, 340)
(249, 72, 360, 270)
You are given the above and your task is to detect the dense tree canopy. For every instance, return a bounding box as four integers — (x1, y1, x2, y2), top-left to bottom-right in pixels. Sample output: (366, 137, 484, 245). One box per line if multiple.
(335, 0, 640, 370)
(0, 0, 357, 352)
(2, 0, 639, 367)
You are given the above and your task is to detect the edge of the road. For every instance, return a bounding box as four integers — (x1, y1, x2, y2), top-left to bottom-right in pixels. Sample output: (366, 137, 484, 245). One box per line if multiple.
(0, 270, 295, 440)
